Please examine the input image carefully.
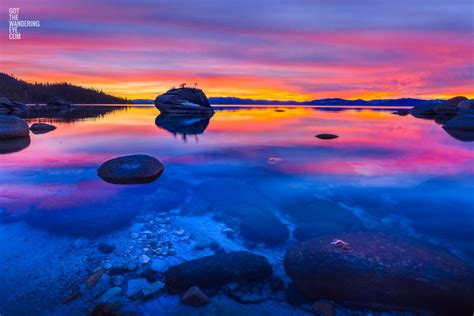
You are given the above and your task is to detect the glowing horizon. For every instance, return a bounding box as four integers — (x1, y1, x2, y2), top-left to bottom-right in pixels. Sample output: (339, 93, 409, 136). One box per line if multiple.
(1, 0, 473, 101)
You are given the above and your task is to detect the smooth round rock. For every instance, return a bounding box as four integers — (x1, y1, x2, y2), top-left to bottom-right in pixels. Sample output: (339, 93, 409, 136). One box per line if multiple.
(315, 133, 338, 140)
(97, 154, 164, 184)
(165, 251, 272, 293)
(0, 115, 30, 139)
(284, 232, 474, 313)
(30, 123, 57, 134)
(445, 96, 467, 106)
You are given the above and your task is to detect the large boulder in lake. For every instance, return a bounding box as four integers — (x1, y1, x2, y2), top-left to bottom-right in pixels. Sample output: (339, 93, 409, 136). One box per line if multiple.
(434, 96, 468, 115)
(0, 96, 27, 114)
(458, 99, 474, 109)
(445, 96, 468, 107)
(409, 103, 436, 118)
(0, 115, 30, 139)
(284, 232, 474, 313)
(165, 251, 272, 293)
(47, 96, 71, 109)
(97, 154, 164, 184)
(155, 87, 214, 116)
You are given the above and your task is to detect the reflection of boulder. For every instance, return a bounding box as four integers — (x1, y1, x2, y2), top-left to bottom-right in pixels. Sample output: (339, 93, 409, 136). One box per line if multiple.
(443, 115, 474, 141)
(155, 114, 210, 137)
(0, 136, 30, 154)
(0, 96, 27, 114)
(155, 88, 214, 116)
(20, 105, 125, 122)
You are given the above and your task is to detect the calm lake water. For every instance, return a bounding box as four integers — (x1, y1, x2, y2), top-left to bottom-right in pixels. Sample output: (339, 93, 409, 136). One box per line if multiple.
(0, 105, 473, 313)
(1, 105, 474, 258)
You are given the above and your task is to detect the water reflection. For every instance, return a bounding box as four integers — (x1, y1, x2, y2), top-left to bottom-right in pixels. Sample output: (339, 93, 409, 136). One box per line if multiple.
(0, 105, 473, 264)
(20, 105, 127, 122)
(0, 137, 30, 154)
(155, 114, 211, 141)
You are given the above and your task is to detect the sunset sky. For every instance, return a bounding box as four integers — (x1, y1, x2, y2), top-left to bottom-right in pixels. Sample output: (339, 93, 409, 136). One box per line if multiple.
(1, 0, 473, 100)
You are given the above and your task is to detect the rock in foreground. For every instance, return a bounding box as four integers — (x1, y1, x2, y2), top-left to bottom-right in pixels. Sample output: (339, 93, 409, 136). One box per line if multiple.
(155, 87, 214, 116)
(0, 115, 30, 139)
(30, 123, 57, 134)
(97, 154, 164, 184)
(165, 251, 272, 293)
(284, 232, 474, 313)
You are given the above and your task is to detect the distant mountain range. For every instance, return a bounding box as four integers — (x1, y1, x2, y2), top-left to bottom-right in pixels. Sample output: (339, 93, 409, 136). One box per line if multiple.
(134, 96, 444, 106)
(0, 73, 129, 104)
(0, 73, 445, 106)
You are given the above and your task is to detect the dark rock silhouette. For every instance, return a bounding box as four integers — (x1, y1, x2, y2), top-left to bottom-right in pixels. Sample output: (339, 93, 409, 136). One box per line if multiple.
(315, 133, 338, 140)
(30, 122, 57, 134)
(155, 87, 214, 116)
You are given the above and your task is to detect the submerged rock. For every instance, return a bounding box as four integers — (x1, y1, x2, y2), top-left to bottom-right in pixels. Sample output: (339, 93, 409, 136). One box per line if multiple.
(286, 198, 363, 241)
(30, 122, 56, 134)
(284, 232, 474, 313)
(127, 278, 149, 298)
(165, 251, 272, 293)
(0, 115, 30, 139)
(240, 209, 289, 245)
(409, 104, 436, 118)
(181, 286, 210, 306)
(97, 154, 164, 184)
(155, 87, 214, 116)
(315, 133, 338, 140)
(100, 287, 122, 302)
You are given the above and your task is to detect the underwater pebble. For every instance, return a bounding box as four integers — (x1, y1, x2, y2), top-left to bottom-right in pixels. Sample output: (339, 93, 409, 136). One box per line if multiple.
(181, 286, 210, 307)
(141, 254, 151, 264)
(100, 287, 122, 302)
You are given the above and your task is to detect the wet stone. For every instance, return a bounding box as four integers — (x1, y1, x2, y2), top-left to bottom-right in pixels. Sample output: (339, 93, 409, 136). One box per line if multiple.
(97, 154, 164, 184)
(165, 251, 273, 293)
